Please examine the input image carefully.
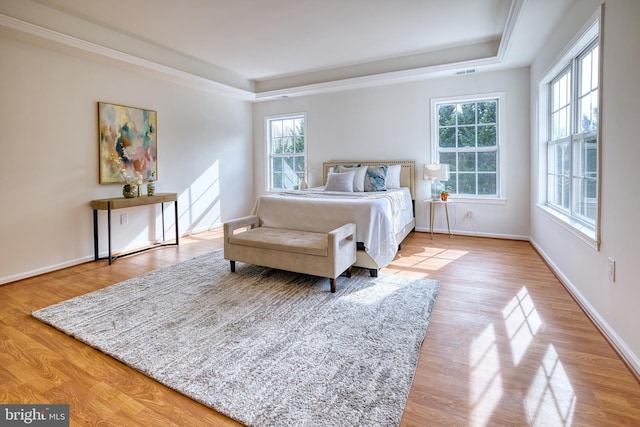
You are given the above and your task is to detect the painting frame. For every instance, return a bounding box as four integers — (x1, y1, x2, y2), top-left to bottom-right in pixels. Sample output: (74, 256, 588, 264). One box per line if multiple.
(98, 101, 158, 184)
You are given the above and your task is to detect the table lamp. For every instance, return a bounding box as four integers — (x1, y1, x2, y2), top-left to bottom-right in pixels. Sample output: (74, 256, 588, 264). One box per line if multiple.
(423, 163, 450, 200)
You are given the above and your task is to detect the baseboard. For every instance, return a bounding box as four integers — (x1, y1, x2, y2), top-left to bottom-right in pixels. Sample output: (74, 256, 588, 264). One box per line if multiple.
(0, 255, 94, 286)
(529, 238, 640, 381)
(413, 227, 529, 241)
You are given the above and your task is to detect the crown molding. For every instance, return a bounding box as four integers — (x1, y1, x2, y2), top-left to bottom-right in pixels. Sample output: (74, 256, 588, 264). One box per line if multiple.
(1, 1, 523, 102)
(497, 0, 526, 62)
(0, 13, 255, 101)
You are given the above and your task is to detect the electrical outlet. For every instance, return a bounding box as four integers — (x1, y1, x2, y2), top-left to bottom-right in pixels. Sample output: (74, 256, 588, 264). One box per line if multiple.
(120, 214, 128, 225)
(608, 257, 615, 282)
(465, 210, 473, 220)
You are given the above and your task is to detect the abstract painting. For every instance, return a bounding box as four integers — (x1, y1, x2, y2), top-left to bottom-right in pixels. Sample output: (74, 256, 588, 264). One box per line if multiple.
(98, 102, 157, 184)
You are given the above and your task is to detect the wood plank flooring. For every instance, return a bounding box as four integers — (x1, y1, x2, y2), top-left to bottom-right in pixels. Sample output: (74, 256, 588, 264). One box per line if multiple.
(1, 230, 639, 426)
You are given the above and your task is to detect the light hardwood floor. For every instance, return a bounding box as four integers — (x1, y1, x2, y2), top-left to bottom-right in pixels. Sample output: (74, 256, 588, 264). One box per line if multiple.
(1, 230, 639, 426)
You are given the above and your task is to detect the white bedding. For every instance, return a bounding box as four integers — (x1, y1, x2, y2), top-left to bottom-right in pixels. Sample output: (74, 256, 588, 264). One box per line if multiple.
(251, 187, 414, 267)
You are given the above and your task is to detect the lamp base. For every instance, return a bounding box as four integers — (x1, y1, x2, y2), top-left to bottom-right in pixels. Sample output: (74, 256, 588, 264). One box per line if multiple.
(431, 180, 443, 200)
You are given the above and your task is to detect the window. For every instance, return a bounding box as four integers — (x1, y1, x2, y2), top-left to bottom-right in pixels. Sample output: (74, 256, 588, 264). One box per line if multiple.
(266, 114, 306, 191)
(433, 95, 502, 197)
(547, 39, 599, 229)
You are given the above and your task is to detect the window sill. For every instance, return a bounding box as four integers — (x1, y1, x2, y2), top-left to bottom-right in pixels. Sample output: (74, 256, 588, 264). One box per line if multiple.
(448, 196, 507, 205)
(536, 204, 599, 250)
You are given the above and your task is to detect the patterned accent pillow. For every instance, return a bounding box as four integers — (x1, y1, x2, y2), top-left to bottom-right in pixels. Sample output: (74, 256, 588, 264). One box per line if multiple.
(335, 165, 368, 192)
(364, 165, 388, 192)
(324, 171, 355, 192)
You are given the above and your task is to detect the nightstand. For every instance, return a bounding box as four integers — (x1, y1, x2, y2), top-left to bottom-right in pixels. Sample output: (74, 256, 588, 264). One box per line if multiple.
(424, 199, 452, 239)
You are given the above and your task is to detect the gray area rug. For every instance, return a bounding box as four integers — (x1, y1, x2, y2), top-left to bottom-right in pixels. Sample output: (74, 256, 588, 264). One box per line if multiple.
(32, 250, 440, 426)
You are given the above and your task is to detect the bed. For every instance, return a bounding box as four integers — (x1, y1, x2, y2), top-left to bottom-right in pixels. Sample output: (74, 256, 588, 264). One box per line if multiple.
(251, 160, 415, 276)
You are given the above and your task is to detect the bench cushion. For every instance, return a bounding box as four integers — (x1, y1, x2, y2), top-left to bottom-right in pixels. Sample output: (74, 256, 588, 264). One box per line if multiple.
(227, 227, 328, 257)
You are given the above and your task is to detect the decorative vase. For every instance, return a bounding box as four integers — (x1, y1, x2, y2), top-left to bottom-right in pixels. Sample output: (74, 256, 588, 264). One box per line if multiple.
(123, 184, 137, 198)
(299, 176, 307, 190)
(147, 181, 156, 196)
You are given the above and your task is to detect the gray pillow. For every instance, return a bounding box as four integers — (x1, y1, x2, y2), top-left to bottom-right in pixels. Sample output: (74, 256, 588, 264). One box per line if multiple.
(325, 171, 355, 192)
(335, 165, 368, 192)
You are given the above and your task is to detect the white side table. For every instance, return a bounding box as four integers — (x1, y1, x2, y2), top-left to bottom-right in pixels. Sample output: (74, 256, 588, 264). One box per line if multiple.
(424, 199, 452, 239)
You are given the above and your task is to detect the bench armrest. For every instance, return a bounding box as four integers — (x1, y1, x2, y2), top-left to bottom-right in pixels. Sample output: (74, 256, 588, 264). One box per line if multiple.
(327, 223, 356, 248)
(223, 215, 260, 237)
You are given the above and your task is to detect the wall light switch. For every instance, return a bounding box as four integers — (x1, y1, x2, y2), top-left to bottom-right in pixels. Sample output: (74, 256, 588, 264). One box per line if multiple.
(120, 214, 128, 225)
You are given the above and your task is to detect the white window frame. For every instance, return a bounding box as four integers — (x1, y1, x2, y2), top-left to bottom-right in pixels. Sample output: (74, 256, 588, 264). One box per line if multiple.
(431, 92, 507, 202)
(537, 8, 601, 249)
(265, 113, 307, 192)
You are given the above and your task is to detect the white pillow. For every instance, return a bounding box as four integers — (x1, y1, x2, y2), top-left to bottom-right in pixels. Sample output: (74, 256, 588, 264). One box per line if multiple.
(335, 165, 368, 192)
(324, 171, 355, 192)
(385, 164, 402, 189)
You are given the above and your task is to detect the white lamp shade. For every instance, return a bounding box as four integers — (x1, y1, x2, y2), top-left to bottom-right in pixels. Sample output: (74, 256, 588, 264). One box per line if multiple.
(423, 163, 450, 181)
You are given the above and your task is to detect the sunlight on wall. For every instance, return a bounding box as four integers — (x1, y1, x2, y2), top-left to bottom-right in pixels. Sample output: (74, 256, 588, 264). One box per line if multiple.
(502, 287, 543, 366)
(470, 324, 503, 427)
(181, 160, 222, 233)
(525, 345, 576, 426)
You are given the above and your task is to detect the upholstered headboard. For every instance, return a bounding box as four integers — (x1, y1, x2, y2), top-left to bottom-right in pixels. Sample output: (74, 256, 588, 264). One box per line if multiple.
(322, 160, 416, 200)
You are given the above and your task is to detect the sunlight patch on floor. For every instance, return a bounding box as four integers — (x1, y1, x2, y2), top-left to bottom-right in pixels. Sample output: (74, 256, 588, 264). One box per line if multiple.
(502, 287, 543, 366)
(525, 345, 576, 426)
(469, 323, 503, 427)
(389, 247, 469, 271)
(340, 276, 412, 305)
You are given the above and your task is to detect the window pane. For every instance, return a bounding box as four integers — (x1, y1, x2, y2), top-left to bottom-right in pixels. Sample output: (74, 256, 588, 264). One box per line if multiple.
(273, 173, 283, 189)
(458, 127, 475, 147)
(478, 125, 496, 147)
(477, 101, 496, 124)
(439, 104, 456, 126)
(559, 107, 569, 138)
(478, 152, 497, 172)
(459, 173, 476, 194)
(478, 174, 497, 195)
(271, 121, 282, 138)
(283, 119, 294, 137)
(294, 118, 304, 136)
(272, 157, 282, 173)
(580, 52, 592, 96)
(562, 176, 570, 209)
(459, 152, 476, 172)
(294, 156, 305, 173)
(439, 152, 457, 172)
(458, 103, 476, 125)
(579, 95, 592, 133)
(282, 137, 293, 153)
(439, 128, 456, 147)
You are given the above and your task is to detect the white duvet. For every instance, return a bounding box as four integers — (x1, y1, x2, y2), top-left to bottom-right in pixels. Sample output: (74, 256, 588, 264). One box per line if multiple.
(251, 188, 413, 267)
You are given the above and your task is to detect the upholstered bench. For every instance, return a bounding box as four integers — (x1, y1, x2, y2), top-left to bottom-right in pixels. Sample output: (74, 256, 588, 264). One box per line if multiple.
(223, 215, 356, 292)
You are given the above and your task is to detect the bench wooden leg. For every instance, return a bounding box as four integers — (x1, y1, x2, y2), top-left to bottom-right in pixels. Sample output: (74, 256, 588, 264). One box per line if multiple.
(230, 260, 236, 272)
(330, 278, 336, 293)
(345, 266, 352, 278)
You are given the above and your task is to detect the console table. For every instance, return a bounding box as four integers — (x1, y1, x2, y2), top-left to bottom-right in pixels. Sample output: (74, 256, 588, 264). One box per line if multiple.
(91, 193, 179, 264)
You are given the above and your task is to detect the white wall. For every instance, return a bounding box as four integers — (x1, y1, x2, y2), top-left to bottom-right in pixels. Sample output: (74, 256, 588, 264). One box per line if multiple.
(530, 0, 640, 371)
(252, 68, 531, 239)
(0, 34, 253, 284)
